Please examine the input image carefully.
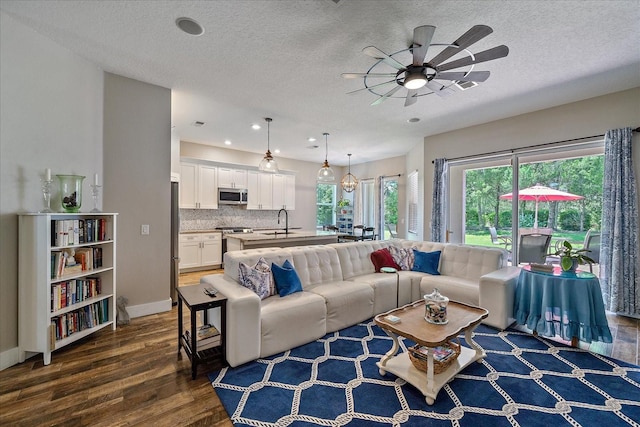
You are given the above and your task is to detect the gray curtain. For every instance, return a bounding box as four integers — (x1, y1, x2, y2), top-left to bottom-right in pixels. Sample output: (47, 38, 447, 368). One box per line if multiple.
(601, 127, 639, 316)
(430, 158, 447, 242)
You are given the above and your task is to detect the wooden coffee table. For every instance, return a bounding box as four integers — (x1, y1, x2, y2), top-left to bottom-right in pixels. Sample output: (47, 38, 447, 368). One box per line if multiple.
(374, 300, 488, 405)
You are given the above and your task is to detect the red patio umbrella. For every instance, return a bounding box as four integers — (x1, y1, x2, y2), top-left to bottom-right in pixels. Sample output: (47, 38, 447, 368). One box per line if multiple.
(500, 184, 583, 228)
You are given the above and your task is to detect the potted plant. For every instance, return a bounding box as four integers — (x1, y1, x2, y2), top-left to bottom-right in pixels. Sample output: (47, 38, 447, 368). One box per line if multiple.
(551, 240, 595, 272)
(336, 198, 350, 213)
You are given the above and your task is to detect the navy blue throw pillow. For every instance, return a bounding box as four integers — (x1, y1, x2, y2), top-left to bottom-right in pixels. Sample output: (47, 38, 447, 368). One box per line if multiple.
(271, 259, 303, 297)
(411, 249, 441, 275)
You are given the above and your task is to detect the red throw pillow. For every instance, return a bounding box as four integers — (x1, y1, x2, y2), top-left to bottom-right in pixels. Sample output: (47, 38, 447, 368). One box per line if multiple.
(370, 248, 401, 272)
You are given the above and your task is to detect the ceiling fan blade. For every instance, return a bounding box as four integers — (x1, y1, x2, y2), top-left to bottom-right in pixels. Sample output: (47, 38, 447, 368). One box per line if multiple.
(412, 25, 436, 66)
(429, 25, 493, 66)
(438, 45, 509, 71)
(404, 89, 418, 106)
(346, 79, 396, 95)
(362, 46, 406, 70)
(371, 85, 402, 105)
(434, 71, 490, 82)
(341, 72, 398, 79)
(426, 81, 456, 98)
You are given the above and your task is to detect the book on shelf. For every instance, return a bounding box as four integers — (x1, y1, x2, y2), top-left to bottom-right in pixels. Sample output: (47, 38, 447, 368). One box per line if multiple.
(185, 324, 221, 351)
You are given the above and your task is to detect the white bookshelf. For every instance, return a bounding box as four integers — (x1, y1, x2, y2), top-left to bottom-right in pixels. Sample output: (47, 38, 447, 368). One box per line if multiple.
(18, 213, 118, 365)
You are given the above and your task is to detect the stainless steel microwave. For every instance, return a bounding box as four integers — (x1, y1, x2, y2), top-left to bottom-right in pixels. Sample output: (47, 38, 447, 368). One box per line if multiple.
(218, 187, 248, 205)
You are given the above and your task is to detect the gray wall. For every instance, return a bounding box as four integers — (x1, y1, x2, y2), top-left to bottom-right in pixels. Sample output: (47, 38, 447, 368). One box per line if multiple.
(103, 73, 171, 313)
(0, 12, 104, 367)
(421, 87, 640, 241)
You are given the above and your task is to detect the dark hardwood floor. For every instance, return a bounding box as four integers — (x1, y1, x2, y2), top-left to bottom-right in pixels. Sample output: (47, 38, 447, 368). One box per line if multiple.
(1, 269, 638, 426)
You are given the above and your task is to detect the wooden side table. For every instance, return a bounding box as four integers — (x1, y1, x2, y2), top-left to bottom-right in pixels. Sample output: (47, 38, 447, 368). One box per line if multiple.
(177, 284, 227, 379)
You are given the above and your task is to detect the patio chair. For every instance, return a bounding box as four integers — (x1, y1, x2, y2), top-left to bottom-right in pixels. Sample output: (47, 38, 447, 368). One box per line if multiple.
(583, 230, 601, 272)
(518, 233, 552, 265)
(489, 226, 511, 250)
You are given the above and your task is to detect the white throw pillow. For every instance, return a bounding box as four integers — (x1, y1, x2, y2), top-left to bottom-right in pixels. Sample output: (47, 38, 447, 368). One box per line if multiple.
(238, 257, 275, 300)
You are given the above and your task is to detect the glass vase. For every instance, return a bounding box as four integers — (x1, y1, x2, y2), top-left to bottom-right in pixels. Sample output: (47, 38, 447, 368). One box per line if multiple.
(57, 174, 85, 212)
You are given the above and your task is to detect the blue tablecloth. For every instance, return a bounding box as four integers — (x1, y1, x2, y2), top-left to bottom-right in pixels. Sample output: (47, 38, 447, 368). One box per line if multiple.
(514, 266, 612, 343)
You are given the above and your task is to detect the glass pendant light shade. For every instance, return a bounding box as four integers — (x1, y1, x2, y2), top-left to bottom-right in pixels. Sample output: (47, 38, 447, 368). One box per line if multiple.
(317, 132, 335, 182)
(341, 153, 358, 193)
(258, 117, 279, 173)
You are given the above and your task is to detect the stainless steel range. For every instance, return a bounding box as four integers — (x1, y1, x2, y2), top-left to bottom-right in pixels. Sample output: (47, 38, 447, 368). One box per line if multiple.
(216, 227, 254, 256)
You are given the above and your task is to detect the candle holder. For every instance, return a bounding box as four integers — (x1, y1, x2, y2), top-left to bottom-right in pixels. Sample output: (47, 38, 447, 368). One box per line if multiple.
(40, 179, 54, 213)
(90, 184, 102, 213)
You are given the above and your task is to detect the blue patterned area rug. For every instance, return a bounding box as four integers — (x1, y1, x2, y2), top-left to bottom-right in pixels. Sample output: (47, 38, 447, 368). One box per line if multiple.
(209, 321, 640, 426)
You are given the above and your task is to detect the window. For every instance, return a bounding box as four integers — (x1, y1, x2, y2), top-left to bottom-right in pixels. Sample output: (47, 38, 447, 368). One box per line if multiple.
(316, 183, 337, 229)
(408, 171, 418, 234)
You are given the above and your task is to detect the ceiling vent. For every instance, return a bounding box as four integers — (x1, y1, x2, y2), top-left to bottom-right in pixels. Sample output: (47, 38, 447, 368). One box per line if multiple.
(192, 121, 206, 127)
(455, 81, 479, 91)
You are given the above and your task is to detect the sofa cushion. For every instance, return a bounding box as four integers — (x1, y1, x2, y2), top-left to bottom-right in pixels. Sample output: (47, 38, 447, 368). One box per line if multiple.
(389, 245, 415, 270)
(238, 257, 275, 300)
(328, 241, 389, 280)
(307, 280, 374, 333)
(412, 249, 441, 275)
(370, 248, 400, 272)
(272, 260, 303, 297)
(224, 247, 290, 283)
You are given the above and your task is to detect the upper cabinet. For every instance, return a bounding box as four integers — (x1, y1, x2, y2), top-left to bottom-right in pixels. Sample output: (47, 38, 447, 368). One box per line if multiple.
(272, 174, 296, 210)
(218, 167, 248, 189)
(180, 162, 218, 209)
(247, 171, 273, 210)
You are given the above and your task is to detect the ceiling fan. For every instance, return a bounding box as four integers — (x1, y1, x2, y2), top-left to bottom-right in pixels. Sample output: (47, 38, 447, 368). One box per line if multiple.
(342, 25, 509, 106)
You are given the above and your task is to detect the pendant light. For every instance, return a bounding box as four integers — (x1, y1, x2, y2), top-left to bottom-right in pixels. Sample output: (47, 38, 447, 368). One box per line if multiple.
(341, 153, 358, 193)
(258, 117, 279, 173)
(317, 132, 335, 182)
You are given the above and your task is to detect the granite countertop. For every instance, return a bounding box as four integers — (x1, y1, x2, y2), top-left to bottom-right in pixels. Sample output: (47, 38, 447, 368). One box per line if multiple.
(179, 227, 303, 234)
(224, 230, 339, 242)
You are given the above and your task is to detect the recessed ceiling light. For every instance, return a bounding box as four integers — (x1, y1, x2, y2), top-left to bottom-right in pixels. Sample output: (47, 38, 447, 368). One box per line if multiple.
(175, 17, 204, 36)
(224, 140, 232, 145)
(251, 124, 261, 130)
(308, 137, 316, 142)
(407, 117, 420, 123)
(274, 149, 280, 154)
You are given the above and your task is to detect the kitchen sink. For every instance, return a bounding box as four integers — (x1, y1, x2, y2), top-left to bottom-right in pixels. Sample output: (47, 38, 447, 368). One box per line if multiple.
(260, 231, 295, 236)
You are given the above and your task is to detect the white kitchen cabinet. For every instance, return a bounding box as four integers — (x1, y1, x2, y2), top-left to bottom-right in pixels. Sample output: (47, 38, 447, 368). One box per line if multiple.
(272, 174, 296, 210)
(247, 171, 273, 210)
(179, 162, 218, 209)
(218, 167, 248, 189)
(179, 232, 222, 270)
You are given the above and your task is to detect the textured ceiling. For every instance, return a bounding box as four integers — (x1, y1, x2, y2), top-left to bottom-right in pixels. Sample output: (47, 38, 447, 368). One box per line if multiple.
(2, 0, 639, 165)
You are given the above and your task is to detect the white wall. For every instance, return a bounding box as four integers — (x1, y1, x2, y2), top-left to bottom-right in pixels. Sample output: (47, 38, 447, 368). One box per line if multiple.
(422, 87, 640, 241)
(0, 12, 104, 367)
(103, 73, 172, 316)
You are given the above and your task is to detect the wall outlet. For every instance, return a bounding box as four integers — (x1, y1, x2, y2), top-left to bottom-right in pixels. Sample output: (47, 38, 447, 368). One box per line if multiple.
(141, 224, 150, 235)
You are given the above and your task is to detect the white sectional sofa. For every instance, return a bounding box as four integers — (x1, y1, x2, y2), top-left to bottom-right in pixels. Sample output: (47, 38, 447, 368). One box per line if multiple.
(200, 239, 520, 367)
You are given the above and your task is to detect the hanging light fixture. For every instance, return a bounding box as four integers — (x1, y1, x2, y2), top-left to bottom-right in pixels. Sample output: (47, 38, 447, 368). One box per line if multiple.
(258, 117, 279, 173)
(341, 153, 358, 193)
(317, 132, 335, 182)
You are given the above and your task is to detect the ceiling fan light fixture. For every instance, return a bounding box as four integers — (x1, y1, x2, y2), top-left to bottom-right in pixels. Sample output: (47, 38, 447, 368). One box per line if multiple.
(258, 118, 279, 173)
(341, 153, 358, 193)
(404, 73, 427, 89)
(317, 132, 335, 182)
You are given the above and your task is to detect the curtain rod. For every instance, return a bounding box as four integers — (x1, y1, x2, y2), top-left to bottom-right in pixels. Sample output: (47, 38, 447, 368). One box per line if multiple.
(431, 127, 640, 164)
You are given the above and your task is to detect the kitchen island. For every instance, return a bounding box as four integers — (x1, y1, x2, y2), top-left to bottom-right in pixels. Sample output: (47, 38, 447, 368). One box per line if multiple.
(226, 230, 339, 251)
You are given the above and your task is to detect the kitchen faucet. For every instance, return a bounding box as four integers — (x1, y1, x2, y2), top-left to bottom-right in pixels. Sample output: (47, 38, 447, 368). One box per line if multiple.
(277, 208, 289, 234)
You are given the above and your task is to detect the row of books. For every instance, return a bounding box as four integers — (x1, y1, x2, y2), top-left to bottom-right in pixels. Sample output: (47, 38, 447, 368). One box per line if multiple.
(51, 247, 103, 279)
(184, 324, 221, 351)
(51, 218, 107, 247)
(50, 300, 109, 342)
(51, 277, 102, 312)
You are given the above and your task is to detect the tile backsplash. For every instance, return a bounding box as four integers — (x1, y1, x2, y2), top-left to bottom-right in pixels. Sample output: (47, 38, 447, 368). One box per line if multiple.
(180, 206, 285, 231)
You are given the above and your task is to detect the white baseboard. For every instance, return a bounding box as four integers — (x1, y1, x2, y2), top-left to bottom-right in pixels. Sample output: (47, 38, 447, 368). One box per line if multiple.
(125, 298, 172, 319)
(0, 347, 21, 371)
